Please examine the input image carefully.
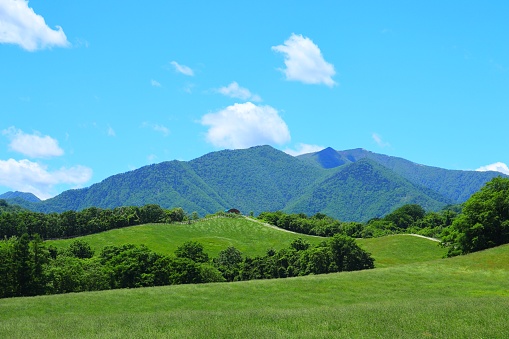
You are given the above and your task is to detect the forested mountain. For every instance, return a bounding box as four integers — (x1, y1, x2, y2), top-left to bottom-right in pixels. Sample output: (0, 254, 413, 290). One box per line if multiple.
(3, 145, 505, 221)
(286, 159, 450, 221)
(0, 191, 40, 203)
(298, 147, 506, 203)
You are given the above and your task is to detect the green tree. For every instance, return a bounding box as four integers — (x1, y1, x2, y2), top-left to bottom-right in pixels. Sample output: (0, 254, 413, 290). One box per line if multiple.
(175, 241, 209, 263)
(67, 240, 94, 259)
(444, 177, 509, 256)
(214, 246, 243, 281)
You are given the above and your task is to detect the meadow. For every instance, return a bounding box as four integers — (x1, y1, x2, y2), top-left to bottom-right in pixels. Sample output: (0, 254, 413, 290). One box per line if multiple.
(1, 241, 508, 338)
(2, 217, 506, 337)
(45, 217, 448, 267)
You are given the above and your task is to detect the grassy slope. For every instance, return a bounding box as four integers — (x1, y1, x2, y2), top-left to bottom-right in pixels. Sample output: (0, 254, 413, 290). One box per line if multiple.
(1, 244, 508, 338)
(45, 217, 325, 257)
(45, 217, 447, 266)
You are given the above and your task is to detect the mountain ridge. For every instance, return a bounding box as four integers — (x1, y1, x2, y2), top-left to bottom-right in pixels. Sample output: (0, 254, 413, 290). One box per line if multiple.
(3, 145, 506, 221)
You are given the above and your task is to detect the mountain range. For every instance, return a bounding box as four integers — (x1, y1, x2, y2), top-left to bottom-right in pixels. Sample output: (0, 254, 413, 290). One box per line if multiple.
(2, 146, 506, 222)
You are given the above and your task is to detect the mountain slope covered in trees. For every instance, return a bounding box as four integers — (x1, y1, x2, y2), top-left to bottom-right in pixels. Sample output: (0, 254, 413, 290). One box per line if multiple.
(3, 146, 505, 221)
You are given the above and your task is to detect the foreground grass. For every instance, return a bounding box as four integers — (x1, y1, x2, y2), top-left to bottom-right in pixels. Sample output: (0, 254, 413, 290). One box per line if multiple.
(1, 244, 508, 338)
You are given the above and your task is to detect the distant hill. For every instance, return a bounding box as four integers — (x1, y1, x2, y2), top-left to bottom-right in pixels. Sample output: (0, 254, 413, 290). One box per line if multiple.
(0, 191, 41, 203)
(298, 147, 506, 204)
(286, 159, 450, 221)
(5, 145, 506, 221)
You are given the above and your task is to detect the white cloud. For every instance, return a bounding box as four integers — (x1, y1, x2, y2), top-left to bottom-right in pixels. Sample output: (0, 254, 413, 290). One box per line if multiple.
(107, 126, 116, 137)
(170, 61, 194, 76)
(151, 79, 161, 87)
(272, 33, 336, 87)
(476, 162, 509, 175)
(200, 102, 291, 149)
(0, 158, 92, 199)
(284, 143, 325, 156)
(372, 133, 390, 148)
(2, 126, 64, 158)
(141, 122, 170, 137)
(0, 0, 69, 51)
(216, 82, 261, 102)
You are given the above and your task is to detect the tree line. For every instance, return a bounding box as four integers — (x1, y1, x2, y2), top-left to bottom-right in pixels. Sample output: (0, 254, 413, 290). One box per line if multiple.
(0, 234, 374, 298)
(259, 177, 509, 257)
(0, 204, 186, 240)
(258, 204, 458, 239)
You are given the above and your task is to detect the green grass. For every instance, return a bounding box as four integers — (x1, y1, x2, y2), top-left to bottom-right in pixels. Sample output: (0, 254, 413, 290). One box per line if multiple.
(46, 217, 325, 257)
(45, 217, 447, 268)
(1, 244, 508, 338)
(358, 234, 447, 268)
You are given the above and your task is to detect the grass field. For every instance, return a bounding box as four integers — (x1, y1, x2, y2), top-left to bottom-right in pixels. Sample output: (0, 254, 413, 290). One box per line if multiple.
(1, 243, 508, 338)
(45, 217, 448, 268)
(46, 217, 325, 257)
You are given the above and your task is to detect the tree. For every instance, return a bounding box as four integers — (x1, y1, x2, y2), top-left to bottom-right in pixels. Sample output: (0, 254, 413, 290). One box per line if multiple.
(214, 246, 243, 281)
(328, 234, 375, 271)
(68, 240, 94, 259)
(444, 177, 509, 256)
(175, 241, 209, 263)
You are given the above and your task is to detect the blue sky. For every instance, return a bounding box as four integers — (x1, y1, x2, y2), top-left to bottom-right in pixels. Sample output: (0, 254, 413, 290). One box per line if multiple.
(1, 0, 508, 199)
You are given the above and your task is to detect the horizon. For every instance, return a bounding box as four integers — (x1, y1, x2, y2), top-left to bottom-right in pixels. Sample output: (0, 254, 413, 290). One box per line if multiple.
(1, 1, 508, 199)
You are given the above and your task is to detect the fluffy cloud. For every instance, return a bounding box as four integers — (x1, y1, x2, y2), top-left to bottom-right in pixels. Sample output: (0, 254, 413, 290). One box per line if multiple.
(170, 61, 194, 76)
(217, 82, 261, 102)
(2, 126, 64, 158)
(0, 158, 92, 199)
(284, 143, 325, 156)
(150, 79, 161, 87)
(0, 0, 69, 51)
(200, 102, 291, 149)
(476, 162, 509, 175)
(272, 34, 336, 87)
(372, 133, 390, 148)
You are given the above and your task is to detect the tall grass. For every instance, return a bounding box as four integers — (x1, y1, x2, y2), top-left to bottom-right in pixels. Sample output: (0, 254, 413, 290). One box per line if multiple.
(1, 244, 508, 338)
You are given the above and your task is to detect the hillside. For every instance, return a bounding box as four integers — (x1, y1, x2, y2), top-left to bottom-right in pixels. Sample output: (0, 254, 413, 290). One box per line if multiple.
(1, 242, 507, 337)
(45, 217, 447, 266)
(298, 147, 506, 203)
(0, 191, 40, 203)
(285, 159, 449, 222)
(4, 145, 504, 221)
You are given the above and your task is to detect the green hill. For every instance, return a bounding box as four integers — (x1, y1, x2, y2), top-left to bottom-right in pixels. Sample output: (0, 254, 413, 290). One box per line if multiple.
(1, 241, 506, 338)
(7, 145, 504, 221)
(46, 217, 447, 268)
(286, 159, 449, 222)
(298, 147, 506, 203)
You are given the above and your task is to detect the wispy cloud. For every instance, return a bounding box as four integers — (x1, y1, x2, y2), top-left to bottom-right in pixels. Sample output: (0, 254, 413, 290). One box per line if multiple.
(272, 33, 336, 87)
(2, 126, 64, 158)
(107, 126, 116, 137)
(372, 133, 390, 148)
(0, 158, 92, 200)
(141, 122, 170, 137)
(200, 102, 291, 149)
(216, 82, 261, 102)
(170, 61, 194, 76)
(284, 143, 324, 156)
(476, 162, 509, 175)
(0, 0, 69, 51)
(150, 79, 161, 87)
